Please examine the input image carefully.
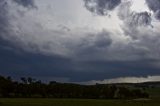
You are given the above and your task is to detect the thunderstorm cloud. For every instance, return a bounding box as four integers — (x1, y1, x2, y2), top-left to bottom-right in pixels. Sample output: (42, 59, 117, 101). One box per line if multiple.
(0, 0, 160, 83)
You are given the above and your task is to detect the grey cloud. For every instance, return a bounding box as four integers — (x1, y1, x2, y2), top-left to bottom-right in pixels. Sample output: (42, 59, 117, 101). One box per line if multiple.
(119, 26, 160, 61)
(146, 0, 160, 12)
(93, 31, 112, 48)
(84, 0, 121, 15)
(1, 0, 160, 63)
(13, 0, 36, 8)
(118, 1, 131, 20)
(0, 0, 38, 54)
(1, 0, 160, 82)
(127, 12, 151, 27)
(155, 10, 160, 20)
(118, 2, 151, 27)
(72, 30, 113, 60)
(1, 0, 152, 62)
(146, 0, 160, 20)
(0, 0, 8, 28)
(117, 1, 154, 44)
(1, 43, 160, 82)
(0, 0, 10, 40)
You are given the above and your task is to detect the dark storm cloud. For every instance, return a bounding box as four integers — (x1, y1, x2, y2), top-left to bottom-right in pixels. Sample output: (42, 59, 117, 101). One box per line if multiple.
(0, 41, 73, 79)
(0, 41, 160, 83)
(146, 0, 160, 20)
(1, 0, 160, 83)
(72, 30, 113, 61)
(84, 0, 121, 15)
(13, 0, 36, 8)
(92, 31, 112, 48)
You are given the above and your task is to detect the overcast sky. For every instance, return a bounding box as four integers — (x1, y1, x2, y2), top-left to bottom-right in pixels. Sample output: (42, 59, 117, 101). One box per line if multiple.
(0, 0, 160, 84)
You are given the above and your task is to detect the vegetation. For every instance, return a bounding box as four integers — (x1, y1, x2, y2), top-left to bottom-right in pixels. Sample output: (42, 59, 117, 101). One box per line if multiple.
(0, 75, 149, 99)
(0, 75, 160, 106)
(0, 98, 160, 106)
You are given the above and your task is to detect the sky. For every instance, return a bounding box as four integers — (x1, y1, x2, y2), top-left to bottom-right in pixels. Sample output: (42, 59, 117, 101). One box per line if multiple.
(0, 0, 160, 84)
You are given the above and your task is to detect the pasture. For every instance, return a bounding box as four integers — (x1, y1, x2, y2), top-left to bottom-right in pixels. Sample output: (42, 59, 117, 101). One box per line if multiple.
(0, 98, 160, 106)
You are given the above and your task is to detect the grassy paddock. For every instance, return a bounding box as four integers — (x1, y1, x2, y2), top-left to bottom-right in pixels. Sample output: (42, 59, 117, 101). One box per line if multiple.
(0, 98, 160, 106)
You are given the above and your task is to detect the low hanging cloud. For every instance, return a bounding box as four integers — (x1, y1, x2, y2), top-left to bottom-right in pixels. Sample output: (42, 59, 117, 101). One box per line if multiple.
(146, 0, 160, 20)
(84, 0, 121, 15)
(84, 75, 160, 84)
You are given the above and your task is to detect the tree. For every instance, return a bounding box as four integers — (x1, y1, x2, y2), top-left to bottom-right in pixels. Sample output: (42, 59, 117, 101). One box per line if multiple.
(21, 77, 27, 84)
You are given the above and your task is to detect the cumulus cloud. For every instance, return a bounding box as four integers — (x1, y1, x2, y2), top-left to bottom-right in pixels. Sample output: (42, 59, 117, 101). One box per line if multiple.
(146, 0, 160, 20)
(84, 0, 121, 15)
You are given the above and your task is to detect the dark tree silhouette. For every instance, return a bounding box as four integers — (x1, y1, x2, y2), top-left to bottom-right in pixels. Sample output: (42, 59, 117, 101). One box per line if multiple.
(0, 75, 149, 99)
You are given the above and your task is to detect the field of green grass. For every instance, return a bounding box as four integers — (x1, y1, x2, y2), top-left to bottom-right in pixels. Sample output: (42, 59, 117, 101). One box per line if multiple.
(146, 88, 160, 99)
(0, 98, 160, 106)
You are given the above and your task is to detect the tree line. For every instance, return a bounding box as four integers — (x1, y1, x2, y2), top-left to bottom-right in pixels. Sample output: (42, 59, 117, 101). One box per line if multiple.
(0, 75, 149, 99)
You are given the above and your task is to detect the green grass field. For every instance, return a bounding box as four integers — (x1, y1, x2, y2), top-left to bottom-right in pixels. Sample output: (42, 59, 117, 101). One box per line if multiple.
(0, 98, 160, 106)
